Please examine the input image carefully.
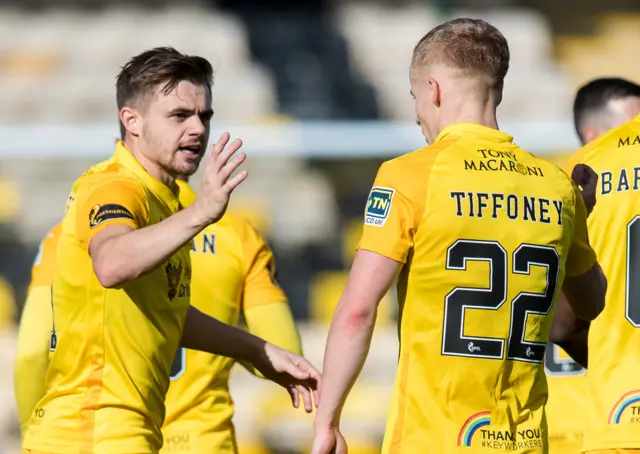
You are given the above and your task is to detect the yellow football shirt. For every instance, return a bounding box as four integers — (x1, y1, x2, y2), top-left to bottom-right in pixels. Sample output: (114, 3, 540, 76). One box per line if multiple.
(15, 223, 60, 436)
(358, 123, 596, 454)
(565, 114, 640, 452)
(161, 181, 294, 454)
(23, 142, 192, 454)
(544, 343, 586, 453)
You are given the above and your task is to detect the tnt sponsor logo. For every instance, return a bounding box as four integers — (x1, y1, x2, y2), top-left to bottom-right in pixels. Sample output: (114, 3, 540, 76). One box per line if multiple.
(609, 390, 640, 424)
(364, 186, 395, 227)
(458, 412, 543, 449)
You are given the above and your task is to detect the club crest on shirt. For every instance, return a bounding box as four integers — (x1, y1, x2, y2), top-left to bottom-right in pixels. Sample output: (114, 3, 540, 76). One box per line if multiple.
(165, 261, 183, 300)
(89, 203, 134, 228)
(364, 186, 395, 227)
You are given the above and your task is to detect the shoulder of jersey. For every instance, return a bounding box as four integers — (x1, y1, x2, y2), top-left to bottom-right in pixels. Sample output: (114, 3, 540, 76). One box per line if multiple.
(75, 157, 142, 191)
(573, 116, 639, 164)
(382, 141, 453, 169)
(531, 151, 573, 182)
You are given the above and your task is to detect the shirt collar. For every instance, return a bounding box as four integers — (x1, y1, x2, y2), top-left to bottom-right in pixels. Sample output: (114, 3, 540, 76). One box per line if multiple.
(434, 122, 514, 144)
(114, 141, 181, 210)
(175, 179, 198, 207)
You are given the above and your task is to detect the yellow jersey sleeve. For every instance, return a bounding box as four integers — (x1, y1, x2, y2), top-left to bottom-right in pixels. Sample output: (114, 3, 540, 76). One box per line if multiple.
(358, 160, 428, 263)
(17, 224, 61, 436)
(566, 182, 597, 277)
(15, 286, 53, 437)
(239, 218, 287, 309)
(29, 223, 61, 289)
(75, 178, 149, 248)
(245, 302, 302, 355)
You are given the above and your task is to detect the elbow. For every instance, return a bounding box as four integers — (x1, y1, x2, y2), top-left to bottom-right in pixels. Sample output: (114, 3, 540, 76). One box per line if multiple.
(340, 304, 376, 334)
(93, 260, 128, 289)
(575, 298, 604, 322)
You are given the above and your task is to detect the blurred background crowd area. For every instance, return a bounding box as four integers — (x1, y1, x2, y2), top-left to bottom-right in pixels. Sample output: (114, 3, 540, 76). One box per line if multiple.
(0, 0, 638, 452)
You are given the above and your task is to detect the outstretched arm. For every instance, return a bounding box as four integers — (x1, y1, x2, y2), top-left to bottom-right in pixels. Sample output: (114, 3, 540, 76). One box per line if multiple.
(311, 250, 400, 454)
(181, 306, 318, 411)
(242, 303, 302, 378)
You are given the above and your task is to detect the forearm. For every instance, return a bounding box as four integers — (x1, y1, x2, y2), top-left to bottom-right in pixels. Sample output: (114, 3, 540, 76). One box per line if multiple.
(550, 293, 590, 368)
(315, 303, 377, 428)
(92, 206, 208, 287)
(181, 306, 264, 363)
(241, 302, 302, 377)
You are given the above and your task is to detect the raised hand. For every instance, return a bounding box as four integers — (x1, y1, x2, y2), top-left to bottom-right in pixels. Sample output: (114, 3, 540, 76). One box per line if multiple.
(192, 132, 247, 225)
(572, 163, 598, 215)
(253, 343, 321, 413)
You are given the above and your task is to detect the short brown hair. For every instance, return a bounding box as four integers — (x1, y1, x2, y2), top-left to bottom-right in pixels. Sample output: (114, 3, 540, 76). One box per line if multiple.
(412, 18, 509, 90)
(116, 47, 214, 138)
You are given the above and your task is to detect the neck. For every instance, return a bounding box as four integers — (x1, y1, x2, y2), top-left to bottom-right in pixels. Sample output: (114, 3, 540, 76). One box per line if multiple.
(124, 138, 176, 189)
(439, 98, 499, 133)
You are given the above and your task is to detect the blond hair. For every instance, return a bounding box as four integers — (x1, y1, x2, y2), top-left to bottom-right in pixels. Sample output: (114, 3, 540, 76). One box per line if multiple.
(412, 18, 509, 91)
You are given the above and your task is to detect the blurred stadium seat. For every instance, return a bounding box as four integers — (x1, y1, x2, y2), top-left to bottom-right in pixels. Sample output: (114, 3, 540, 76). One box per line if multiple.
(0, 7, 276, 124)
(557, 13, 640, 87)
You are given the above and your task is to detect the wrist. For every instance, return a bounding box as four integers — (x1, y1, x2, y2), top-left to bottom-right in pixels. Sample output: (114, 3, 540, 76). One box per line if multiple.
(314, 414, 340, 430)
(183, 201, 211, 229)
(237, 330, 266, 364)
(315, 404, 341, 429)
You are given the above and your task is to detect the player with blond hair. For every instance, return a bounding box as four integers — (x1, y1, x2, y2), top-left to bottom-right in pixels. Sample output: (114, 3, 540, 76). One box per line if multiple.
(311, 18, 606, 454)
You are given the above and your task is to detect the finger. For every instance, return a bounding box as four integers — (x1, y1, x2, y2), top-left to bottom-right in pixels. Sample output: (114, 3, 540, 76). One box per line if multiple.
(215, 138, 243, 170)
(219, 152, 247, 183)
(297, 384, 313, 413)
(288, 386, 300, 409)
(314, 385, 320, 408)
(206, 133, 230, 167)
(222, 170, 248, 193)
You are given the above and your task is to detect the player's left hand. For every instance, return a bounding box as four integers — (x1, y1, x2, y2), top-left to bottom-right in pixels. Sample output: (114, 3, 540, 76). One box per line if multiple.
(254, 343, 320, 412)
(572, 163, 598, 215)
(310, 426, 348, 454)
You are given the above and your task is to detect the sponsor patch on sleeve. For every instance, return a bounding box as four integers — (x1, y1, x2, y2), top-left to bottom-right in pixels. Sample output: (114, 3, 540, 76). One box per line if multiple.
(89, 203, 135, 228)
(364, 186, 395, 227)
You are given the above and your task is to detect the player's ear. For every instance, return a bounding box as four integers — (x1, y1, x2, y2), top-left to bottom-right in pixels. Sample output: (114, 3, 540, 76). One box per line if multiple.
(428, 76, 441, 107)
(581, 125, 599, 145)
(120, 106, 141, 138)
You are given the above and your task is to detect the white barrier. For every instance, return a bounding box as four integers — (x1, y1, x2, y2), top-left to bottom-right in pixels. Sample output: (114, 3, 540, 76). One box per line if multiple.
(0, 120, 580, 159)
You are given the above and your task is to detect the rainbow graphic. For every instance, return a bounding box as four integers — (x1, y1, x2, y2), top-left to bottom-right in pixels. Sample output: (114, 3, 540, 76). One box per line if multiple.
(458, 411, 491, 446)
(609, 390, 640, 424)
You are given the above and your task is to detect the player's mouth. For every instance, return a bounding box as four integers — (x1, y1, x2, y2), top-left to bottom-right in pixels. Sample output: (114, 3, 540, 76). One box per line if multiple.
(178, 145, 203, 157)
